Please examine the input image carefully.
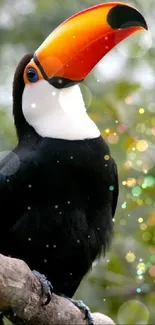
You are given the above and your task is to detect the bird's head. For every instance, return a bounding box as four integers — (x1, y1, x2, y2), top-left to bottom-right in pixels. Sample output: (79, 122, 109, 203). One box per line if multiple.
(13, 2, 148, 141)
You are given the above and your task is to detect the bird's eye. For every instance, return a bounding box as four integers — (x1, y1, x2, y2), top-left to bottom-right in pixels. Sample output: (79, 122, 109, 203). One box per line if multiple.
(26, 68, 39, 83)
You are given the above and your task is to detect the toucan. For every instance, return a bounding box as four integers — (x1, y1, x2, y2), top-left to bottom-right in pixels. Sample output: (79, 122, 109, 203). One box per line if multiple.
(0, 2, 147, 325)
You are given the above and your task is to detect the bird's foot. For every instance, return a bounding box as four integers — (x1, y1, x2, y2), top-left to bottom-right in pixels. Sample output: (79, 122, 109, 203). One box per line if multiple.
(61, 295, 94, 325)
(33, 270, 53, 306)
(71, 299, 94, 325)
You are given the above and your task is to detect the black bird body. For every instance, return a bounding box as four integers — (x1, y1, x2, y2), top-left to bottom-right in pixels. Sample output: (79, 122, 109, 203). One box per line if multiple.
(0, 55, 118, 297)
(0, 53, 118, 297)
(0, 129, 118, 297)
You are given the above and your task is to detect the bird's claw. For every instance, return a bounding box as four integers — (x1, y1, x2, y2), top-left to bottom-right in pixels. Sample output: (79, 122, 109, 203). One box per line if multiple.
(33, 270, 53, 306)
(84, 306, 94, 325)
(72, 299, 94, 325)
(60, 296, 94, 325)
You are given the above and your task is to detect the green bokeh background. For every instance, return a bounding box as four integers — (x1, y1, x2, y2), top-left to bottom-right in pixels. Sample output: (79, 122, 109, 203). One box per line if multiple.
(0, 0, 155, 324)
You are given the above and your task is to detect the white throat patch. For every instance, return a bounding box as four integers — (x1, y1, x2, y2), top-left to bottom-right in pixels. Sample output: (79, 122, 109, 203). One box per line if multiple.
(22, 80, 100, 140)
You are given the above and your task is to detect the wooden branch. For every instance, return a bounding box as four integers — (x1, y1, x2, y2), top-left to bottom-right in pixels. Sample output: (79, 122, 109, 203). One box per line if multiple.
(0, 254, 115, 325)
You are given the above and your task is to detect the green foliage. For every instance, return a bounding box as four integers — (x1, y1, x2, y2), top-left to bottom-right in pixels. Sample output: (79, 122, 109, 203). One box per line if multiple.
(114, 81, 141, 100)
(0, 0, 154, 324)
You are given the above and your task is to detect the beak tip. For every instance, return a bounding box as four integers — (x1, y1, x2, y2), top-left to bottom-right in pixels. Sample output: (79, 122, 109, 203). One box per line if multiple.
(107, 4, 148, 31)
(144, 22, 148, 31)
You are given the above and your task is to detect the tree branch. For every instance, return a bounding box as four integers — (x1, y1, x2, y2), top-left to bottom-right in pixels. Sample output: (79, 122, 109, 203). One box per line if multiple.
(0, 254, 115, 325)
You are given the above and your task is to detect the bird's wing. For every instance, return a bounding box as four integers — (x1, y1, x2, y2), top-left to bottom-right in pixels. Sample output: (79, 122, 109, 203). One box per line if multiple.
(66, 152, 119, 296)
(85, 142, 119, 257)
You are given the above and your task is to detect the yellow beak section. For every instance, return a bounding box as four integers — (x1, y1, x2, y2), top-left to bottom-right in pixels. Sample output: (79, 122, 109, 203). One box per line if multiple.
(27, 2, 148, 84)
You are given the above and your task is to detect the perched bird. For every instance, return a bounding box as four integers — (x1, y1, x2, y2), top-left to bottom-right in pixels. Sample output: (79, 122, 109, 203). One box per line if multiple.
(0, 2, 147, 325)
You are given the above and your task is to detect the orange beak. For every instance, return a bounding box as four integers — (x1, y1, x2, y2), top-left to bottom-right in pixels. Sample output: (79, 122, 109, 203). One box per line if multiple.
(25, 2, 148, 87)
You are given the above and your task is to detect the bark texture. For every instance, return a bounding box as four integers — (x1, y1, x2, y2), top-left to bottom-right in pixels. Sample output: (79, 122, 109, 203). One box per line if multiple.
(0, 254, 115, 325)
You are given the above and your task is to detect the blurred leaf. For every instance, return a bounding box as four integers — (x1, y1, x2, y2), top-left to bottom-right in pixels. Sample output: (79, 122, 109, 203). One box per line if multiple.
(114, 81, 141, 100)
